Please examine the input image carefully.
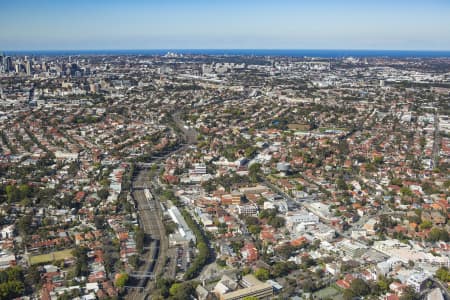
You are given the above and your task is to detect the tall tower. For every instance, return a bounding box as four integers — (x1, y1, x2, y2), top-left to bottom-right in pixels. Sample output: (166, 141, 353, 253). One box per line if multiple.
(0, 52, 3, 73)
(25, 60, 32, 75)
(4, 57, 12, 72)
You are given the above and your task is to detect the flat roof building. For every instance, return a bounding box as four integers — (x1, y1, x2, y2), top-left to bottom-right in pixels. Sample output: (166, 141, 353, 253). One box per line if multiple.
(218, 275, 273, 300)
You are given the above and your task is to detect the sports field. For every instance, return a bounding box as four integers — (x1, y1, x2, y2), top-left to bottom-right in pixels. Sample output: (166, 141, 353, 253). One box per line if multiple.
(29, 249, 74, 265)
(313, 286, 342, 300)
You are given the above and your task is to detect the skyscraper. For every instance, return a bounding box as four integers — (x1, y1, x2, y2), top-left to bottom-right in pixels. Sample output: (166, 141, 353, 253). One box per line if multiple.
(0, 52, 4, 73)
(25, 60, 32, 75)
(4, 56, 12, 72)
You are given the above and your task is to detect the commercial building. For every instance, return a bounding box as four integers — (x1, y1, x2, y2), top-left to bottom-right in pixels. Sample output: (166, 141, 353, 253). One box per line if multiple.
(54, 151, 79, 161)
(237, 204, 258, 216)
(286, 210, 319, 229)
(189, 163, 207, 175)
(406, 272, 430, 292)
(218, 275, 273, 300)
(168, 206, 196, 243)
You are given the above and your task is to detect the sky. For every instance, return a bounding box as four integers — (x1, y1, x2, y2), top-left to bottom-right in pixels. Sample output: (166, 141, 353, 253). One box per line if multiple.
(1, 0, 450, 51)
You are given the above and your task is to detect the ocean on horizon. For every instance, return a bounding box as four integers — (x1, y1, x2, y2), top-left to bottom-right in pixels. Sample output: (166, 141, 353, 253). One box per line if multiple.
(4, 49, 450, 58)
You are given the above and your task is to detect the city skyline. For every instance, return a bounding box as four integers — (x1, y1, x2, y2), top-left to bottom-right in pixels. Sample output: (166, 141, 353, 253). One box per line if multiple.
(1, 0, 450, 51)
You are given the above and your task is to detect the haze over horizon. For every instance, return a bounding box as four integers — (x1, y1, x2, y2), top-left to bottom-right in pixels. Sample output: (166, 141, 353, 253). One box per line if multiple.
(1, 0, 450, 51)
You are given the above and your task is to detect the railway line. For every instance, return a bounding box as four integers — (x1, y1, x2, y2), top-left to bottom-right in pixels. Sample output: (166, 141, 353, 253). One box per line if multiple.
(126, 112, 196, 299)
(126, 169, 166, 300)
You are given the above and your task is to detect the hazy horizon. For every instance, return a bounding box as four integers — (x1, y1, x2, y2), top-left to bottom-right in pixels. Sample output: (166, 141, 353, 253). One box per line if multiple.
(1, 0, 450, 51)
(3, 49, 450, 59)
(4, 48, 450, 52)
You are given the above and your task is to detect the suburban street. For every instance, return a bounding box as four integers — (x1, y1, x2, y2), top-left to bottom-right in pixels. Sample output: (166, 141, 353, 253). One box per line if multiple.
(433, 112, 440, 168)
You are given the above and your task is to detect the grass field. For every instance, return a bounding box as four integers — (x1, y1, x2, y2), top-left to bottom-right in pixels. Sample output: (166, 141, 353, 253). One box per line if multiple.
(313, 286, 342, 300)
(288, 123, 310, 131)
(29, 249, 74, 265)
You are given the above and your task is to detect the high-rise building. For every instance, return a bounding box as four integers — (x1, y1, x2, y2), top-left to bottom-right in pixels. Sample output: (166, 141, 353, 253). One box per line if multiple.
(25, 60, 32, 75)
(0, 52, 4, 72)
(4, 56, 12, 72)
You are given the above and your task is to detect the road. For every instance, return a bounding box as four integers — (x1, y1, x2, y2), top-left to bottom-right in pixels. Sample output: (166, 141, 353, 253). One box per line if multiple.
(262, 178, 294, 202)
(173, 112, 198, 145)
(432, 112, 440, 168)
(430, 278, 450, 299)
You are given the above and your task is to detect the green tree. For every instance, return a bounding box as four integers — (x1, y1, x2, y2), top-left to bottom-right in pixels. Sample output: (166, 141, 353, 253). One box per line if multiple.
(97, 188, 109, 200)
(343, 288, 356, 300)
(254, 268, 270, 281)
(277, 244, 297, 260)
(245, 216, 259, 226)
(182, 209, 211, 280)
(170, 282, 196, 300)
(373, 156, 384, 165)
(5, 185, 20, 203)
(17, 214, 33, 237)
(350, 278, 370, 296)
(268, 216, 285, 228)
(169, 283, 182, 296)
(115, 273, 128, 288)
(18, 184, 30, 199)
(428, 228, 450, 242)
(0, 266, 25, 299)
(301, 256, 316, 269)
(390, 178, 403, 186)
(216, 259, 226, 267)
(135, 228, 145, 254)
(128, 255, 140, 269)
(156, 278, 173, 298)
(0, 280, 25, 299)
(419, 220, 432, 230)
(271, 261, 296, 278)
(248, 224, 261, 235)
(436, 267, 450, 282)
(72, 247, 89, 276)
(400, 186, 413, 197)
(336, 177, 347, 191)
(259, 209, 277, 219)
(400, 286, 420, 300)
(25, 265, 41, 287)
(248, 163, 262, 183)
(377, 275, 392, 292)
(244, 146, 257, 158)
(300, 278, 316, 292)
(94, 215, 106, 230)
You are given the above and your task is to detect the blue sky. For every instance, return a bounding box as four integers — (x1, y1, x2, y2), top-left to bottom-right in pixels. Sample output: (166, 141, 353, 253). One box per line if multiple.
(1, 0, 449, 50)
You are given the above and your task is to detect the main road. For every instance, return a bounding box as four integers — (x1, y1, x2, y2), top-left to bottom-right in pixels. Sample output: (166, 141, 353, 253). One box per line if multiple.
(432, 112, 440, 169)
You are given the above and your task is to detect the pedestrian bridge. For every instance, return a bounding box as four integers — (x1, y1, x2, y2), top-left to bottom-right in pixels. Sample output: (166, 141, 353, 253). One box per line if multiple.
(130, 272, 155, 280)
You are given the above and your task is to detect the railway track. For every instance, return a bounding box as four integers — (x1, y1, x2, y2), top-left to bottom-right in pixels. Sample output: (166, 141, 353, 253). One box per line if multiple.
(127, 112, 197, 299)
